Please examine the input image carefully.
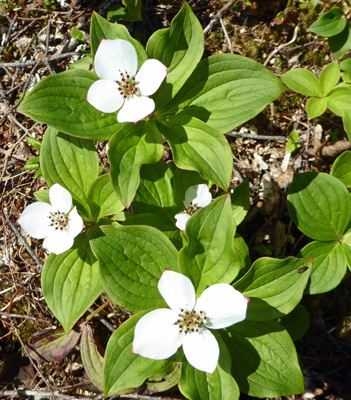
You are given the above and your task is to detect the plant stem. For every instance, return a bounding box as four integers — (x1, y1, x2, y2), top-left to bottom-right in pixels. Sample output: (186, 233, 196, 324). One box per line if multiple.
(86, 299, 112, 321)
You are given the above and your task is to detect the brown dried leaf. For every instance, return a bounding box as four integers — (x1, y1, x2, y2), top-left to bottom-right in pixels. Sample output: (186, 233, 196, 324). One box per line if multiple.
(275, 168, 294, 190)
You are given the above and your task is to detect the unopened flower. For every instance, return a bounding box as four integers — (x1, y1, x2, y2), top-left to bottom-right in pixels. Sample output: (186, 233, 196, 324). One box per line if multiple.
(18, 184, 83, 255)
(133, 270, 248, 374)
(175, 184, 212, 230)
(87, 39, 167, 123)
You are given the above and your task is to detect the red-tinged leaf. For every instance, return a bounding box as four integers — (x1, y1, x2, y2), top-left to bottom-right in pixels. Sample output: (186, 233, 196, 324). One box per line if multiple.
(27, 327, 81, 362)
(146, 363, 181, 393)
(81, 324, 104, 391)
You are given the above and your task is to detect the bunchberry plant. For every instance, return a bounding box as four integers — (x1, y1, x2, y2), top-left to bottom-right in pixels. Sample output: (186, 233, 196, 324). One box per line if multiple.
(16, 3, 319, 399)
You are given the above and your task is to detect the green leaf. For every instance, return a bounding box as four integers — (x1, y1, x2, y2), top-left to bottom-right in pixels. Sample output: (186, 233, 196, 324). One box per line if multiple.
(80, 324, 104, 391)
(90, 12, 147, 64)
(41, 234, 102, 333)
(327, 86, 351, 116)
(163, 54, 285, 133)
(34, 189, 50, 204)
(88, 225, 178, 312)
(107, 0, 143, 22)
(328, 24, 351, 58)
(24, 156, 40, 170)
(104, 312, 174, 396)
(122, 212, 183, 250)
(69, 55, 92, 71)
(331, 150, 351, 187)
(287, 172, 351, 241)
(279, 304, 310, 342)
(26, 136, 41, 150)
(179, 195, 240, 294)
(234, 233, 251, 279)
(158, 114, 232, 190)
(223, 320, 304, 397)
(132, 161, 176, 220)
(342, 229, 351, 271)
(340, 59, 351, 82)
(319, 61, 340, 95)
(87, 174, 125, 222)
(342, 110, 351, 141)
(146, 364, 181, 393)
(133, 161, 205, 222)
(108, 120, 164, 207)
(231, 179, 250, 225)
(286, 130, 301, 153)
(40, 127, 99, 213)
(70, 28, 85, 42)
(147, 3, 204, 108)
(281, 68, 321, 97)
(306, 96, 327, 119)
(234, 257, 311, 321)
(18, 69, 120, 141)
(308, 7, 346, 37)
(179, 336, 240, 400)
(300, 240, 347, 294)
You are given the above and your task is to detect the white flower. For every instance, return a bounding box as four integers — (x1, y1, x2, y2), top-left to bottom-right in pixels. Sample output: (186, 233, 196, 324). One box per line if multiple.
(175, 184, 212, 230)
(133, 270, 248, 374)
(87, 39, 168, 123)
(18, 184, 84, 255)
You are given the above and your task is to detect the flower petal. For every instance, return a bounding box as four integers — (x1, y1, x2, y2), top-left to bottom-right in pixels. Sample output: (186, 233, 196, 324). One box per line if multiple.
(94, 39, 138, 80)
(158, 270, 195, 312)
(183, 329, 219, 374)
(49, 184, 72, 213)
(67, 207, 84, 238)
(18, 202, 52, 239)
(43, 229, 74, 255)
(87, 79, 124, 113)
(175, 212, 191, 231)
(195, 284, 248, 329)
(117, 96, 155, 123)
(184, 184, 212, 208)
(133, 309, 182, 360)
(136, 59, 168, 96)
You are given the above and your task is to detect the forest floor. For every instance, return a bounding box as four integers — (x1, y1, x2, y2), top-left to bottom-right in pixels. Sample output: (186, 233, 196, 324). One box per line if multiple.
(1, 0, 351, 399)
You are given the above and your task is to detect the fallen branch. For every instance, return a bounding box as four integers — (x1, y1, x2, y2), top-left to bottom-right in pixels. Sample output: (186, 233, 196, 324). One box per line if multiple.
(0, 51, 81, 69)
(0, 389, 163, 400)
(226, 130, 286, 141)
(203, 0, 235, 34)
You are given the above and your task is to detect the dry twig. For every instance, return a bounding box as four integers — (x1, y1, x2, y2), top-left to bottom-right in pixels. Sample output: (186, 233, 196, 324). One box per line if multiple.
(203, 0, 235, 34)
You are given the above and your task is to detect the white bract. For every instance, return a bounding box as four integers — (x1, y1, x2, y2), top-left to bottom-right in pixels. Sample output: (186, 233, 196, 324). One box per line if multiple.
(18, 184, 83, 255)
(133, 270, 248, 374)
(175, 184, 212, 230)
(87, 39, 168, 123)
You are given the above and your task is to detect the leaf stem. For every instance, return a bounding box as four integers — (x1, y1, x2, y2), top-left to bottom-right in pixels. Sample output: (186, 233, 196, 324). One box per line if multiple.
(86, 299, 112, 321)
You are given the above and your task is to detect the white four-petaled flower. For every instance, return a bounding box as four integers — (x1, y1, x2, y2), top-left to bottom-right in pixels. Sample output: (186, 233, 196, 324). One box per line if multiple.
(87, 39, 168, 123)
(175, 184, 212, 230)
(133, 270, 248, 374)
(18, 183, 84, 255)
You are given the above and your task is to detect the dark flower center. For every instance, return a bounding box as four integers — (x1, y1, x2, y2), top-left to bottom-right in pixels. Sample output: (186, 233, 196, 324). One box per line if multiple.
(174, 308, 208, 335)
(186, 203, 198, 216)
(48, 211, 69, 231)
(116, 71, 139, 99)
